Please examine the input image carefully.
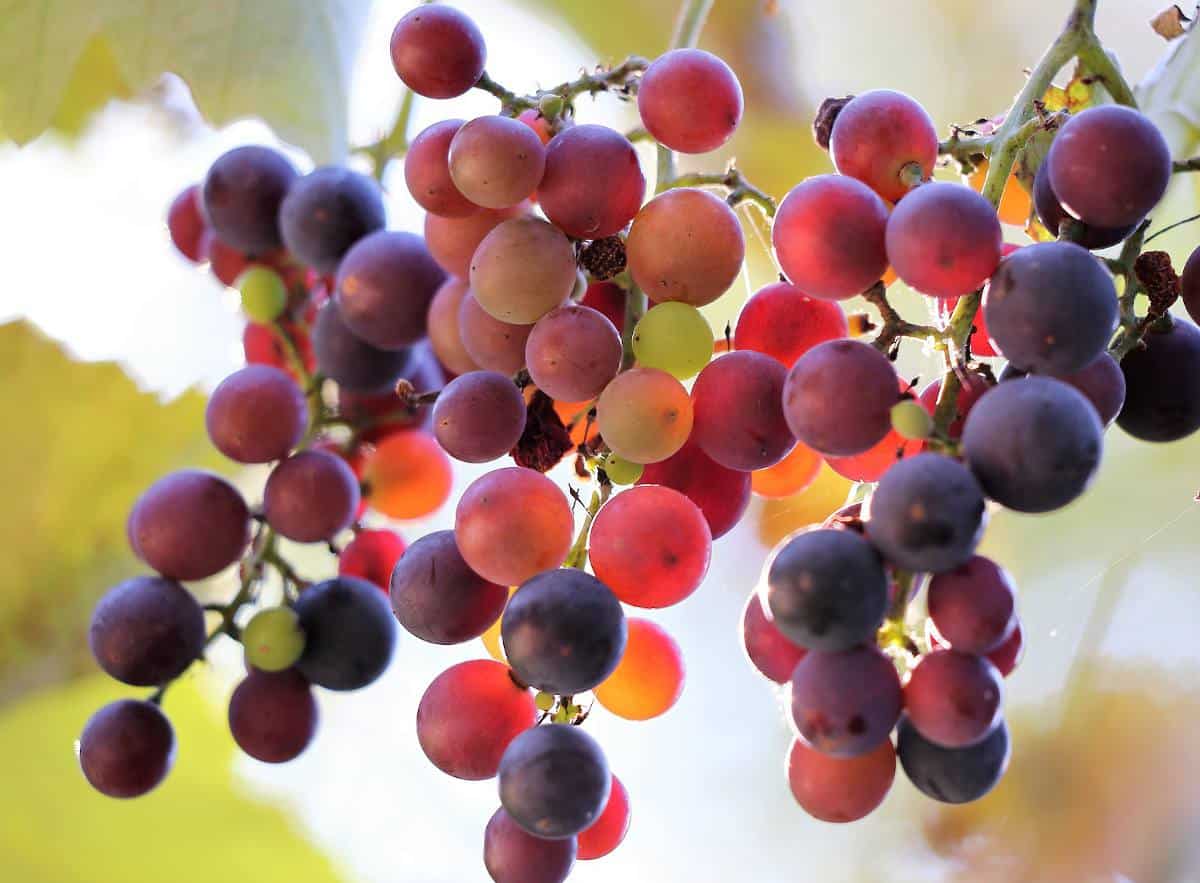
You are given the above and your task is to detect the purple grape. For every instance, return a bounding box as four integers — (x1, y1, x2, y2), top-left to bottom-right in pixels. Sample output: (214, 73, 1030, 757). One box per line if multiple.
(1117, 317, 1200, 443)
(1182, 246, 1200, 326)
(279, 167, 386, 275)
(389, 4, 486, 99)
(201, 145, 297, 254)
(228, 668, 318, 763)
(484, 807, 577, 883)
(498, 724, 611, 839)
(432, 370, 526, 463)
(293, 576, 396, 691)
(537, 124, 645, 239)
(263, 450, 361, 543)
(1000, 352, 1126, 427)
(205, 365, 308, 464)
(691, 350, 795, 471)
(927, 556, 1016, 655)
(903, 649, 1003, 748)
(79, 699, 175, 798)
(1032, 169, 1134, 250)
(524, 304, 622, 403)
(312, 303, 414, 393)
(89, 576, 205, 686)
(896, 715, 1010, 804)
(789, 644, 902, 757)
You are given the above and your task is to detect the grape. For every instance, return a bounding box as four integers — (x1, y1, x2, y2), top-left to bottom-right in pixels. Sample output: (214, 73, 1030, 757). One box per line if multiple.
(538, 124, 645, 238)
(244, 318, 315, 379)
(789, 644, 902, 757)
(431, 370, 526, 463)
(763, 528, 887, 651)
(405, 119, 477, 218)
(458, 290, 534, 375)
(1054, 352, 1126, 427)
(237, 266, 287, 322)
(691, 351, 795, 471)
(983, 241, 1117, 375)
(455, 467, 574, 585)
(263, 450, 360, 542)
(129, 470, 250, 580)
(292, 576, 395, 690)
(206, 236, 256, 287)
(78, 700, 174, 798)
(890, 400, 932, 440)
(1117, 317, 1200, 443)
(448, 115, 547, 210)
(885, 181, 1003, 298)
(205, 365, 308, 464)
(751, 440, 823, 499)
(831, 90, 938, 203)
(896, 715, 1010, 804)
(581, 281, 626, 332)
(638, 439, 751, 539)
(311, 303, 412, 393)
(389, 4, 486, 99)
(498, 724, 611, 839)
(336, 528, 405, 592)
(168, 185, 207, 262)
(787, 737, 896, 823)
(1183, 246, 1200, 325)
(741, 590, 806, 683)
(242, 606, 306, 672)
(526, 305, 622, 401)
(631, 302, 712, 380)
(280, 167, 386, 276)
(501, 569, 627, 694)
(915, 372, 992, 440)
(426, 202, 527, 278)
(783, 339, 898, 456)
(390, 530, 508, 644)
(201, 146, 296, 254)
(734, 281, 848, 368)
(362, 430, 454, 519)
(594, 618, 685, 720)
(865, 453, 986, 573)
(417, 660, 535, 780)
(962, 376, 1104, 511)
(427, 277, 480, 375)
(1046, 105, 1172, 228)
(518, 109, 556, 145)
(1032, 169, 1134, 250)
(228, 668, 318, 763)
(904, 649, 1002, 748)
(484, 808, 577, 883)
(772, 175, 889, 300)
(89, 576, 205, 686)
(927, 556, 1016, 655)
(577, 774, 630, 860)
(986, 622, 1024, 677)
(636, 48, 742, 153)
(334, 231, 445, 350)
(601, 454, 642, 486)
(825, 379, 923, 483)
(595, 367, 693, 464)
(470, 218, 576, 324)
(589, 484, 711, 608)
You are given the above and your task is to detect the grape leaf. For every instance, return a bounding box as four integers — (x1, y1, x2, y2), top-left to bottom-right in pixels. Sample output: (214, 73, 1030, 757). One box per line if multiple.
(0, 0, 369, 162)
(1137, 14, 1200, 157)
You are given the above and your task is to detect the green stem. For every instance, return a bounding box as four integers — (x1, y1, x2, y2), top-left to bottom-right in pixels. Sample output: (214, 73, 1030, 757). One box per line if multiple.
(655, 144, 676, 195)
(671, 0, 715, 49)
(621, 283, 647, 369)
(663, 167, 778, 216)
(475, 58, 648, 117)
(1076, 37, 1138, 107)
(358, 88, 417, 180)
(563, 483, 612, 569)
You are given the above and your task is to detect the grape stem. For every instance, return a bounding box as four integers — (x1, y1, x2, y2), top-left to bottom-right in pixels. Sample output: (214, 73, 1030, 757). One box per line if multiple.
(670, 0, 715, 50)
(1106, 221, 1152, 359)
(357, 87, 417, 181)
(620, 282, 647, 369)
(475, 57, 649, 117)
(663, 166, 778, 217)
(1173, 158, 1200, 173)
(862, 282, 944, 353)
(1144, 211, 1200, 243)
(563, 481, 613, 569)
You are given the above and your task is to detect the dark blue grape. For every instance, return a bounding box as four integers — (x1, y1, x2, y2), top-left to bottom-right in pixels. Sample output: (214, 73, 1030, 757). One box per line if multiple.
(201, 145, 297, 254)
(228, 668, 318, 763)
(1117, 318, 1200, 443)
(279, 167, 386, 275)
(484, 807, 576, 883)
(498, 724, 611, 839)
(1032, 169, 1134, 250)
(293, 576, 397, 691)
(312, 303, 414, 393)
(789, 644, 902, 757)
(89, 576, 205, 686)
(896, 715, 1010, 804)
(79, 699, 175, 798)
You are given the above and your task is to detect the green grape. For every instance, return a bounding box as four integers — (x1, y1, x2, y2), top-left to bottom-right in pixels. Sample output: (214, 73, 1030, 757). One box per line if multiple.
(603, 454, 644, 486)
(243, 606, 306, 672)
(632, 302, 713, 379)
(238, 266, 288, 323)
(535, 691, 556, 712)
(891, 399, 933, 441)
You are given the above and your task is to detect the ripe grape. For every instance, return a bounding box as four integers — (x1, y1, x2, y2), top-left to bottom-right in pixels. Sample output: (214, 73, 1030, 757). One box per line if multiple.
(228, 668, 318, 763)
(243, 319, 315, 379)
(362, 430, 453, 519)
(417, 660, 536, 780)
(783, 339, 898, 456)
(205, 365, 307, 464)
(484, 807, 577, 883)
(772, 175, 889, 300)
(1182, 246, 1200, 325)
(470, 217, 576, 323)
(741, 590, 806, 683)
(206, 236, 258, 287)
(1054, 352, 1126, 427)
(962, 376, 1103, 511)
(595, 367, 693, 463)
(691, 351, 795, 471)
(636, 48, 742, 153)
(280, 167, 386, 276)
(201, 145, 297, 254)
(78, 700, 174, 798)
(526, 305, 622, 401)
(927, 556, 1016, 655)
(1046, 104, 1171, 228)
(638, 439, 751, 539)
(518, 109, 556, 145)
(885, 182, 1003, 298)
(334, 231, 445, 350)
(498, 724, 611, 839)
(501, 569, 627, 694)
(626, 188, 744, 307)
(89, 576, 205, 686)
(830, 90, 937, 203)
(787, 737, 896, 823)
(577, 774, 630, 860)
(763, 528, 887, 651)
(293, 576, 396, 691)
(426, 277, 480, 375)
(580, 281, 626, 332)
(631, 301, 712, 379)
(904, 650, 1002, 748)
(455, 467, 574, 585)
(432, 371, 526, 463)
(168, 185, 207, 262)
(311, 303, 413, 393)
(448, 115, 547, 209)
(986, 622, 1024, 677)
(129, 470, 250, 581)
(896, 715, 1010, 804)
(237, 266, 288, 322)
(337, 528, 407, 592)
(790, 644, 902, 757)
(389, 530, 508, 644)
(594, 618, 685, 720)
(968, 160, 1032, 226)
(458, 291, 534, 375)
(242, 606, 306, 672)
(1032, 169, 1134, 250)
(865, 453, 986, 573)
(263, 450, 360, 543)
(425, 202, 527, 278)
(1117, 317, 1200, 443)
(915, 372, 991, 440)
(389, 4, 486, 99)
(405, 119, 477, 217)
(825, 378, 922, 482)
(537, 124, 645, 238)
(751, 440, 823, 498)
(734, 281, 848, 368)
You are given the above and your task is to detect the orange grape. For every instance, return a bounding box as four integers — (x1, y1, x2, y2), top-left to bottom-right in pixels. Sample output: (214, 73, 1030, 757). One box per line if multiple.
(596, 368, 693, 464)
(594, 618, 685, 721)
(362, 430, 453, 519)
(751, 440, 823, 498)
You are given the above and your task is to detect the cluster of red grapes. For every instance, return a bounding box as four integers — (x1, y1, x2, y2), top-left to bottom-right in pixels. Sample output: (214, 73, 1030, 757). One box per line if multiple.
(76, 0, 1200, 879)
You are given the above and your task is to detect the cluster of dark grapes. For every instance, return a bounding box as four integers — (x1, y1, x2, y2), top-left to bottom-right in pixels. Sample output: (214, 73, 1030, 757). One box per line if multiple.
(77, 0, 1200, 877)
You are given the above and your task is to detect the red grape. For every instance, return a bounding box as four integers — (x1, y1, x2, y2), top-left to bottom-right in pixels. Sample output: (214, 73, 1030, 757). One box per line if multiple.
(405, 119, 477, 217)
(986, 621, 1024, 677)
(787, 737, 895, 823)
(581, 281, 626, 332)
(691, 350, 795, 471)
(484, 807, 576, 883)
(751, 441, 823, 498)
(594, 618, 685, 720)
(280, 167, 386, 276)
(79, 700, 174, 798)
(449, 115, 547, 210)
(426, 277, 479, 375)
(167, 184, 207, 262)
(517, 109, 555, 145)
(205, 364, 308, 464)
(338, 528, 407, 592)
(362, 430, 453, 519)
(89, 576, 205, 686)
(311, 302, 412, 393)
(638, 439, 750, 539)
(228, 668, 318, 764)
(201, 145, 297, 254)
(264, 450, 360, 543)
(425, 202, 527, 278)
(903, 649, 1002, 748)
(538, 124, 645, 238)
(1032, 168, 1134, 249)
(830, 89, 937, 203)
(596, 367, 693, 464)
(916, 371, 991, 440)
(389, 4, 486, 99)
(458, 290, 534, 375)
(741, 590, 806, 684)
(470, 217, 576, 323)
(790, 644, 902, 757)
(432, 370, 526, 463)
(734, 281, 848, 367)
(637, 48, 742, 153)
(525, 304, 622, 402)
(927, 555, 1016, 655)
(577, 774, 630, 860)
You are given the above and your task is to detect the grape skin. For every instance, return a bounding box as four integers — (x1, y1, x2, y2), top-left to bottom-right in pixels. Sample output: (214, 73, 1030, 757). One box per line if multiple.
(787, 737, 896, 823)
(201, 145, 297, 254)
(469, 217, 576, 324)
(636, 48, 743, 154)
(361, 430, 454, 520)
(525, 304, 622, 402)
(498, 724, 611, 840)
(458, 291, 534, 375)
(830, 89, 938, 203)
(1001, 352, 1126, 427)
(896, 716, 1010, 804)
(632, 301, 713, 380)
(903, 649, 1003, 748)
(1117, 318, 1200, 443)
(279, 167, 386, 276)
(449, 115, 547, 210)
(637, 439, 751, 540)
(432, 370, 527, 463)
(927, 556, 1016, 655)
(426, 277, 480, 375)
(243, 606, 307, 672)
(595, 367, 694, 464)
(312, 303, 414, 393)
(405, 119, 477, 218)
(425, 202, 527, 278)
(89, 576, 205, 686)
(484, 807, 576, 883)
(79, 699, 175, 798)
(691, 350, 795, 471)
(205, 364, 308, 464)
(293, 576, 397, 691)
(576, 774, 630, 860)
(263, 450, 361, 543)
(593, 617, 685, 721)
(389, 4, 486, 99)
(538, 124, 645, 239)
(789, 644, 902, 757)
(1032, 169, 1134, 250)
(734, 281, 848, 368)
(228, 668, 318, 764)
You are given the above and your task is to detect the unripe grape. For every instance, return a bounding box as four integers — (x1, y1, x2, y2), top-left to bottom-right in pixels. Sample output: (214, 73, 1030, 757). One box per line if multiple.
(891, 399, 932, 440)
(602, 454, 643, 486)
(243, 606, 306, 673)
(631, 302, 712, 379)
(237, 267, 288, 323)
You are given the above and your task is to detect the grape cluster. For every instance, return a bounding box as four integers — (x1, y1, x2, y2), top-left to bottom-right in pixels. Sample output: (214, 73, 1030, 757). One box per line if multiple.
(82, 0, 1200, 874)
